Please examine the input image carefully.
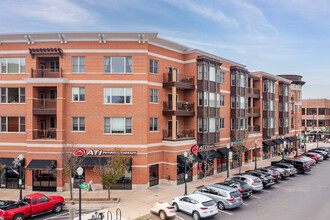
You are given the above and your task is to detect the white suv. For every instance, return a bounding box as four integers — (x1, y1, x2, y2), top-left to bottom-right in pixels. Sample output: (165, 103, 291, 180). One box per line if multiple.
(172, 194, 218, 220)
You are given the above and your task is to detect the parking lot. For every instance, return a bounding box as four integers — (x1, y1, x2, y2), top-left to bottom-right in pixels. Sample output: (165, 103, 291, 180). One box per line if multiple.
(33, 208, 99, 220)
(177, 159, 330, 220)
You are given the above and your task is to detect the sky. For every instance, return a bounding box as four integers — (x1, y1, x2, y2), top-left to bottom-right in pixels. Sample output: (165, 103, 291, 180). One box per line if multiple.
(1, 0, 329, 99)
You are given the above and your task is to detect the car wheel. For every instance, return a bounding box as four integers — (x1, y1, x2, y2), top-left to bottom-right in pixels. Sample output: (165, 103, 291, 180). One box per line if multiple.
(218, 201, 225, 210)
(159, 210, 167, 220)
(173, 203, 179, 211)
(192, 211, 200, 220)
(53, 204, 63, 213)
(13, 214, 24, 220)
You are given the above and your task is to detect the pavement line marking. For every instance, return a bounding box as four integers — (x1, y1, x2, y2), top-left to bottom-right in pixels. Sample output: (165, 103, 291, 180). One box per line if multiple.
(219, 210, 233, 215)
(263, 189, 271, 192)
(243, 202, 249, 206)
(251, 195, 261, 199)
(273, 186, 280, 188)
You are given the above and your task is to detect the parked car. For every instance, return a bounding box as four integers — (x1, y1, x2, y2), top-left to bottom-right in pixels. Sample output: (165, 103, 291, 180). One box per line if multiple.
(244, 171, 275, 187)
(309, 149, 329, 159)
(172, 194, 218, 220)
(225, 174, 263, 192)
(271, 162, 298, 176)
(265, 166, 290, 179)
(150, 201, 176, 220)
(255, 168, 281, 182)
(217, 180, 252, 198)
(301, 153, 320, 163)
(274, 159, 311, 174)
(194, 185, 243, 210)
(294, 155, 316, 166)
(318, 147, 330, 152)
(0, 193, 65, 220)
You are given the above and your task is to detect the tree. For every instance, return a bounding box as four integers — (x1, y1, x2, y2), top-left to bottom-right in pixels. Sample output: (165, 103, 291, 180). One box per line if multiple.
(93, 148, 129, 200)
(198, 151, 215, 181)
(62, 145, 84, 201)
(230, 131, 250, 174)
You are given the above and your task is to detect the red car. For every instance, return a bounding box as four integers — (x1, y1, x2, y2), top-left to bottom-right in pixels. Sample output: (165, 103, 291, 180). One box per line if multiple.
(301, 153, 319, 163)
(0, 193, 65, 220)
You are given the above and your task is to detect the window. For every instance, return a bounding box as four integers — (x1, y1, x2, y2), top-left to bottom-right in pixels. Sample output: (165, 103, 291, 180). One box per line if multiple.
(149, 118, 158, 131)
(220, 72, 225, 83)
(149, 89, 158, 103)
(240, 118, 245, 130)
(231, 96, 235, 109)
(279, 86, 283, 95)
(204, 92, 208, 106)
(198, 118, 202, 133)
(0, 58, 25, 74)
(220, 118, 225, 129)
(263, 101, 267, 111)
(302, 108, 305, 115)
(104, 88, 132, 104)
(149, 59, 158, 74)
(231, 118, 235, 130)
(39, 197, 49, 204)
(104, 117, 132, 134)
(302, 120, 305, 126)
(72, 87, 85, 102)
(220, 95, 225, 107)
(198, 65, 203, 80)
(72, 117, 85, 131)
(0, 117, 25, 132)
(284, 103, 288, 112)
(104, 57, 132, 73)
(318, 108, 325, 115)
(269, 101, 274, 111)
(236, 96, 239, 109)
(49, 117, 56, 128)
(203, 118, 208, 132)
(279, 118, 284, 127)
(72, 57, 85, 73)
(50, 89, 56, 100)
(240, 97, 245, 109)
(240, 74, 245, 87)
(0, 88, 25, 103)
(49, 60, 59, 72)
(32, 198, 37, 205)
(209, 66, 216, 82)
(263, 118, 267, 128)
(209, 118, 215, 132)
(231, 73, 235, 86)
(204, 66, 208, 80)
(298, 92, 302, 102)
(263, 82, 268, 92)
(198, 92, 203, 106)
(209, 93, 215, 107)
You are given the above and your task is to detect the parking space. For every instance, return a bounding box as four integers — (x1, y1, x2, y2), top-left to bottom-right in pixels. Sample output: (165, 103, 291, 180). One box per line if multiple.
(33, 208, 99, 220)
(177, 159, 330, 220)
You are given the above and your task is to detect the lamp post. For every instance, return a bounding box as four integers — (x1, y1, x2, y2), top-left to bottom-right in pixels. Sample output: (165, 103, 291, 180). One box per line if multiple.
(227, 144, 230, 178)
(17, 154, 24, 202)
(77, 166, 84, 220)
(283, 141, 286, 159)
(183, 151, 188, 195)
(317, 131, 319, 148)
(296, 134, 299, 155)
(304, 126, 307, 153)
(254, 140, 257, 170)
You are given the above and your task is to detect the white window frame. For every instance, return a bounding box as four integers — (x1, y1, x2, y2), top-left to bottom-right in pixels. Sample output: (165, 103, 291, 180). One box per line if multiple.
(104, 88, 132, 104)
(198, 92, 203, 107)
(149, 89, 159, 103)
(0, 116, 25, 132)
(198, 118, 203, 133)
(209, 118, 216, 132)
(198, 65, 203, 80)
(204, 92, 208, 107)
(149, 118, 158, 132)
(72, 56, 85, 73)
(209, 66, 216, 82)
(104, 117, 132, 134)
(72, 117, 85, 131)
(220, 118, 225, 129)
(220, 72, 225, 83)
(104, 57, 132, 73)
(209, 93, 215, 107)
(0, 58, 25, 74)
(149, 59, 158, 74)
(220, 95, 225, 107)
(72, 87, 85, 102)
(0, 88, 25, 103)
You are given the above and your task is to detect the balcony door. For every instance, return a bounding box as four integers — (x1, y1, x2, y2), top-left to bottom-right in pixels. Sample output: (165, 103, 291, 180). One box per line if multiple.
(168, 120, 179, 138)
(168, 67, 178, 81)
(39, 92, 46, 109)
(39, 120, 46, 138)
(40, 64, 46, 78)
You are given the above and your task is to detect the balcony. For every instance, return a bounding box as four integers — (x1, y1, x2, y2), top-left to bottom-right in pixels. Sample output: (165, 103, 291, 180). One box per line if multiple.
(163, 101, 195, 116)
(33, 129, 56, 140)
(247, 88, 260, 98)
(163, 73, 195, 90)
(162, 129, 195, 141)
(31, 68, 62, 78)
(248, 107, 260, 117)
(248, 125, 260, 133)
(33, 99, 56, 115)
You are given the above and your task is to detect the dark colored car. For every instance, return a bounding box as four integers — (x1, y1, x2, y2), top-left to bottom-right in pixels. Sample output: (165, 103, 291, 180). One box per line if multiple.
(245, 171, 275, 188)
(270, 162, 298, 176)
(275, 159, 311, 174)
(217, 180, 252, 198)
(309, 149, 329, 159)
(266, 166, 290, 179)
(256, 168, 281, 183)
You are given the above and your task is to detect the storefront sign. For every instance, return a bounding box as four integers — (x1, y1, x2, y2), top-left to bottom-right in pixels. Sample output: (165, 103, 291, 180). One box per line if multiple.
(73, 148, 137, 156)
(232, 141, 243, 145)
(191, 144, 220, 153)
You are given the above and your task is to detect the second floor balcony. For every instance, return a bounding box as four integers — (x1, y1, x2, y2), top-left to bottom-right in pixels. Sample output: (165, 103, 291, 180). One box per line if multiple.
(248, 125, 261, 133)
(248, 107, 260, 117)
(163, 72, 195, 90)
(247, 88, 260, 98)
(33, 129, 56, 140)
(162, 129, 195, 141)
(163, 101, 195, 116)
(33, 98, 56, 115)
(31, 68, 62, 78)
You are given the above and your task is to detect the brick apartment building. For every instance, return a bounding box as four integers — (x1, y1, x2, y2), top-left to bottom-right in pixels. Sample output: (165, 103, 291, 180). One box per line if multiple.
(302, 99, 330, 135)
(0, 32, 304, 192)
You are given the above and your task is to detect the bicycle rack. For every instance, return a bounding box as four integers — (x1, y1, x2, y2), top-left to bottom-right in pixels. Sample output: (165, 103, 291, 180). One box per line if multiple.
(116, 208, 121, 220)
(107, 211, 112, 220)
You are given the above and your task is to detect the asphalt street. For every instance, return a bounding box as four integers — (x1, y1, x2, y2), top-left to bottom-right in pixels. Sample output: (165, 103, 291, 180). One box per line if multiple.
(33, 208, 99, 220)
(177, 159, 330, 220)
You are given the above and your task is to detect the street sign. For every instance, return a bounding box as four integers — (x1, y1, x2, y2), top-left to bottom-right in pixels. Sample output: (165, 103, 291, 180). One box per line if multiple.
(80, 183, 88, 189)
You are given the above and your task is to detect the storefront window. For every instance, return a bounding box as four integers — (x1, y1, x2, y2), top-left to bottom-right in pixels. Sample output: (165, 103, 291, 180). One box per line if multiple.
(217, 156, 227, 173)
(32, 170, 57, 192)
(0, 167, 25, 189)
(231, 153, 240, 169)
(272, 145, 278, 157)
(262, 146, 271, 159)
(111, 168, 132, 190)
(149, 164, 159, 187)
(177, 162, 193, 185)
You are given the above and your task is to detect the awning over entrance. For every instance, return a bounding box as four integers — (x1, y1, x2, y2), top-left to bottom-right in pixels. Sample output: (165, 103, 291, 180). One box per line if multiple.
(263, 141, 276, 146)
(26, 160, 57, 170)
(290, 136, 298, 141)
(177, 154, 200, 165)
(0, 158, 15, 167)
(272, 139, 283, 145)
(198, 150, 221, 160)
(217, 148, 229, 155)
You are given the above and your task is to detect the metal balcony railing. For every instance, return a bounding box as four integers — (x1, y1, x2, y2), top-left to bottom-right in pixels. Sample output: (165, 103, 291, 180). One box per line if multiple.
(248, 88, 260, 95)
(33, 129, 56, 139)
(162, 129, 195, 140)
(248, 125, 260, 133)
(33, 99, 56, 109)
(31, 68, 62, 78)
(248, 107, 260, 114)
(163, 101, 195, 112)
(163, 72, 195, 85)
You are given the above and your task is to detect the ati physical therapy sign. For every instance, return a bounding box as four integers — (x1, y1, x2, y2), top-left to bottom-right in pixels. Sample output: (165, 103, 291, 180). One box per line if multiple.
(73, 149, 137, 156)
(191, 144, 221, 152)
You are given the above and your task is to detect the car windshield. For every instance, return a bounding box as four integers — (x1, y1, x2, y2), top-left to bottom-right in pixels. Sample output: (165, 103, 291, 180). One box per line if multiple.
(230, 191, 241, 198)
(202, 200, 215, 207)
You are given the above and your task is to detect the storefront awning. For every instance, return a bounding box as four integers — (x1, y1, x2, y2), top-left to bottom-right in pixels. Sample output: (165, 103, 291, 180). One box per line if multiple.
(198, 150, 221, 160)
(263, 141, 276, 146)
(272, 139, 283, 145)
(287, 137, 295, 142)
(290, 136, 298, 141)
(217, 148, 229, 155)
(177, 154, 200, 165)
(26, 160, 57, 170)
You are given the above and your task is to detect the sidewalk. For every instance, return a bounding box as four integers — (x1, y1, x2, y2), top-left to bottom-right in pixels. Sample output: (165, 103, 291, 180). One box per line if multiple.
(0, 142, 326, 219)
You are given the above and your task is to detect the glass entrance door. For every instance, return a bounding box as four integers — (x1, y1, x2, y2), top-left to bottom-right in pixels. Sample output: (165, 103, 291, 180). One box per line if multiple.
(149, 164, 159, 187)
(32, 170, 57, 192)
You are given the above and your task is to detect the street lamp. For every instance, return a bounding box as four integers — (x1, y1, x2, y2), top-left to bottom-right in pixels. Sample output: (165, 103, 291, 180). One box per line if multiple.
(283, 141, 286, 159)
(77, 166, 84, 220)
(183, 151, 188, 196)
(254, 140, 258, 170)
(17, 154, 24, 202)
(296, 134, 299, 155)
(227, 144, 230, 178)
